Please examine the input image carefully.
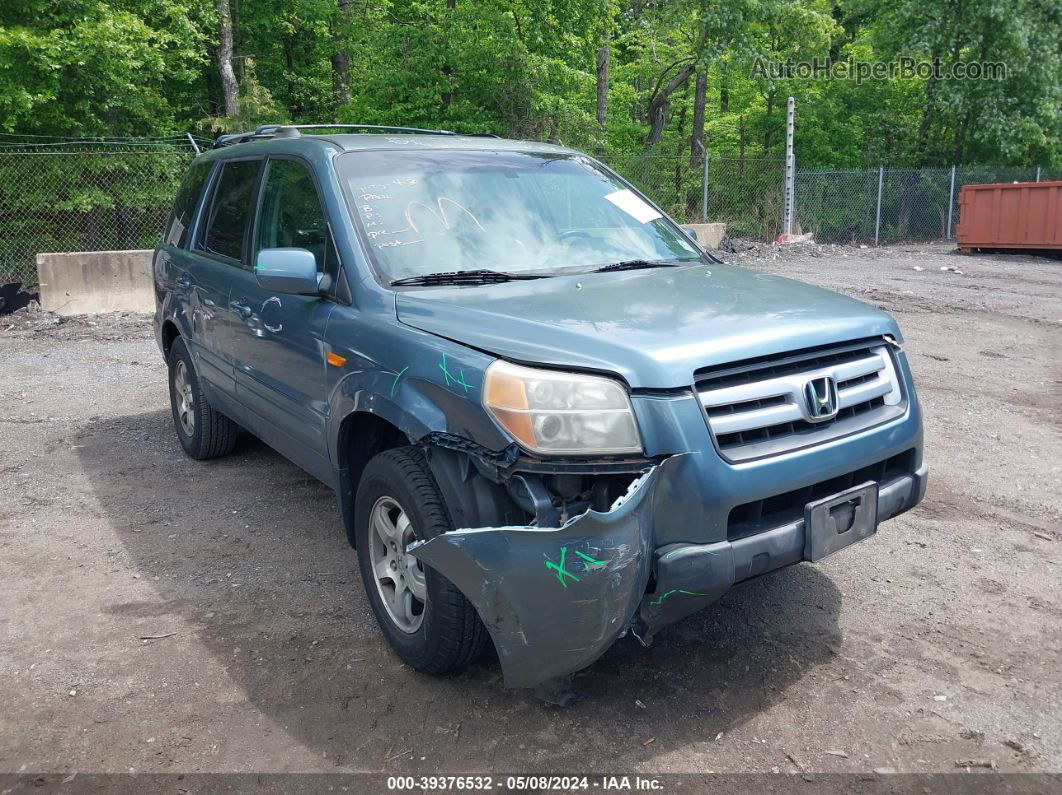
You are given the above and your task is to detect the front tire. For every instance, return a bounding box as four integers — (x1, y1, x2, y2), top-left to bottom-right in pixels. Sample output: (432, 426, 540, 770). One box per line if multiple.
(355, 447, 488, 674)
(167, 337, 237, 460)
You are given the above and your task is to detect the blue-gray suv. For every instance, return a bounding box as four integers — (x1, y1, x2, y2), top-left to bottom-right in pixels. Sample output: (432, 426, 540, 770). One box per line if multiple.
(154, 124, 927, 696)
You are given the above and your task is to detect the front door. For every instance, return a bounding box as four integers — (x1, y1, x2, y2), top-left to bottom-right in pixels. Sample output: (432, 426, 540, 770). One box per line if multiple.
(229, 157, 339, 467)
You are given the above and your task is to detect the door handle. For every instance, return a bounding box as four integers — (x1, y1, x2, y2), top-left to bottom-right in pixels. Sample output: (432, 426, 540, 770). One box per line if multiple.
(175, 273, 192, 289)
(228, 298, 253, 319)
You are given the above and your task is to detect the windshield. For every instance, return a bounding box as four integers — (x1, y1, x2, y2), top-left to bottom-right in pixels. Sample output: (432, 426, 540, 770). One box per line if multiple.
(336, 149, 701, 282)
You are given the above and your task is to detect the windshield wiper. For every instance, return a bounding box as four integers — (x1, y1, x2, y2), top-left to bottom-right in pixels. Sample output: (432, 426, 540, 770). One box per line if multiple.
(592, 259, 691, 273)
(390, 269, 545, 287)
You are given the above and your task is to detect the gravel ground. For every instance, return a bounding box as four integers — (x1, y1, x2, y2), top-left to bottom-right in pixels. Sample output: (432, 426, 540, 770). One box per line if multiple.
(0, 242, 1059, 777)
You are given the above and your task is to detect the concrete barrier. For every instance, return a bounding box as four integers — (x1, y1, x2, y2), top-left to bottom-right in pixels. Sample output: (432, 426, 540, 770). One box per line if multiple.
(683, 223, 726, 249)
(35, 250, 154, 315)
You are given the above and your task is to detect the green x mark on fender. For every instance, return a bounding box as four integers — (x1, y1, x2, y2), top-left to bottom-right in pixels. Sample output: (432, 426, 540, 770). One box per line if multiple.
(438, 353, 474, 393)
(574, 549, 605, 568)
(544, 546, 581, 587)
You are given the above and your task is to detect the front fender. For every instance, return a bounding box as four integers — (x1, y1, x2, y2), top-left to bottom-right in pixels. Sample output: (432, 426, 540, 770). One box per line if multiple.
(324, 325, 510, 467)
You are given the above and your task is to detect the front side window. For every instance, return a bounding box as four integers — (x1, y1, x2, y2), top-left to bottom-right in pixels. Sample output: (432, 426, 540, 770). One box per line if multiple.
(164, 160, 213, 248)
(199, 159, 262, 263)
(336, 150, 701, 283)
(256, 159, 340, 284)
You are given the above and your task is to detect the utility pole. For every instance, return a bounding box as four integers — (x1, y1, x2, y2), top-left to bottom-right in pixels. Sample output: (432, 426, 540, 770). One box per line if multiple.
(874, 166, 884, 246)
(783, 97, 795, 236)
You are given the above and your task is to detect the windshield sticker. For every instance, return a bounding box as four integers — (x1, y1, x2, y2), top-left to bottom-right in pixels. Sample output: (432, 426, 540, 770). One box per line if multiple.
(604, 189, 661, 224)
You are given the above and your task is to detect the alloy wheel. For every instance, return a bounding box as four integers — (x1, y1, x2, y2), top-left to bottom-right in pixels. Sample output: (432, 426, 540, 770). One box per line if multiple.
(368, 495, 427, 633)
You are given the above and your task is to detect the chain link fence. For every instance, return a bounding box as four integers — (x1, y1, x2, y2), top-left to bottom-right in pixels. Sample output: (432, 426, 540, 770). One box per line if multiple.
(0, 139, 200, 287)
(797, 165, 1062, 244)
(0, 136, 1057, 288)
(607, 155, 1061, 245)
(599, 154, 786, 239)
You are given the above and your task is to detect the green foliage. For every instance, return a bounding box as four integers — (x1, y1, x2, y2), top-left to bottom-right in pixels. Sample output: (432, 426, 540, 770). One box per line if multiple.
(1, 0, 1058, 163)
(0, 0, 212, 135)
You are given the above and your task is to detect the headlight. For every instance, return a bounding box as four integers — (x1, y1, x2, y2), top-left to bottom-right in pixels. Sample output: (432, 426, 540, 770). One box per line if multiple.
(482, 360, 642, 455)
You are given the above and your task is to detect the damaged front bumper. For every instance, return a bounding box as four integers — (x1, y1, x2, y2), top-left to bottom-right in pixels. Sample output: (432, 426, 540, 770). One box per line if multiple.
(411, 454, 928, 690)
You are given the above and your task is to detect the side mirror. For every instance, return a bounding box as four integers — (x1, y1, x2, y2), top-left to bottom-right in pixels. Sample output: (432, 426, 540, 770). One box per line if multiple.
(254, 248, 320, 295)
(681, 225, 701, 243)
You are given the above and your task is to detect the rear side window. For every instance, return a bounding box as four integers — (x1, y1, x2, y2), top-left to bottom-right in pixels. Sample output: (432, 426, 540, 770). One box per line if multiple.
(256, 159, 340, 283)
(199, 159, 262, 263)
(164, 160, 212, 248)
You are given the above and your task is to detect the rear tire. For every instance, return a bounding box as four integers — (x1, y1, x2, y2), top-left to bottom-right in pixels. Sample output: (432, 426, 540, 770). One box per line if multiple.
(355, 447, 488, 674)
(167, 336, 237, 460)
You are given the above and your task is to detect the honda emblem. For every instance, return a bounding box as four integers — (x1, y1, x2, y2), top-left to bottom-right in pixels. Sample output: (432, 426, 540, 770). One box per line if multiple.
(804, 376, 839, 421)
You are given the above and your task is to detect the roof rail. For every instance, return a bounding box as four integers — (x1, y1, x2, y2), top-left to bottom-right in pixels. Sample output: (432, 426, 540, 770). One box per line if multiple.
(212, 131, 274, 148)
(212, 123, 458, 148)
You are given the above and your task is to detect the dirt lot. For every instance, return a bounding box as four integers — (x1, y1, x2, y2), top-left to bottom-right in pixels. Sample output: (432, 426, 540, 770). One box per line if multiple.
(1, 243, 1059, 777)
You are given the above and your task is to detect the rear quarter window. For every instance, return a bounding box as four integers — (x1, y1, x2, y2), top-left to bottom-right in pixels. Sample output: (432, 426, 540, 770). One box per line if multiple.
(164, 160, 213, 248)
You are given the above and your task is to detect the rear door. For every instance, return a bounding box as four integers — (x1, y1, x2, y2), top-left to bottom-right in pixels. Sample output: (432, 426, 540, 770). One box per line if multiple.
(156, 158, 214, 354)
(185, 157, 264, 399)
(229, 156, 338, 469)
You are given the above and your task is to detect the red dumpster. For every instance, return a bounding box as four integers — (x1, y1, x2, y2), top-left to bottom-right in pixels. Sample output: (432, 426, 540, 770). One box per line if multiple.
(955, 181, 1062, 251)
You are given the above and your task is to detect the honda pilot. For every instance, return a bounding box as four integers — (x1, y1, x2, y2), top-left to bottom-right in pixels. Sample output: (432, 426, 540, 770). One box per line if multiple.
(153, 124, 927, 695)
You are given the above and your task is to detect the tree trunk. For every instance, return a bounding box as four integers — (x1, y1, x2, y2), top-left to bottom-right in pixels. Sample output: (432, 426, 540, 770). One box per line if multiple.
(913, 64, 939, 164)
(674, 103, 687, 213)
(596, 42, 610, 128)
(84, 207, 101, 253)
(441, 0, 456, 108)
(214, 0, 240, 117)
(952, 105, 975, 165)
(284, 41, 298, 117)
(762, 89, 775, 152)
(690, 69, 707, 168)
(331, 0, 352, 111)
(719, 68, 729, 113)
(646, 62, 695, 145)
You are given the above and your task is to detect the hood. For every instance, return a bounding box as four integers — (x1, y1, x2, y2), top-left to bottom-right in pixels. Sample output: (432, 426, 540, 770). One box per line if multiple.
(395, 263, 900, 389)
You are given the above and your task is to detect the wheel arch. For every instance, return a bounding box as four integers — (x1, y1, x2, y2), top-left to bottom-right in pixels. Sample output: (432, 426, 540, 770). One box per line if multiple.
(336, 410, 411, 547)
(327, 362, 518, 548)
(161, 319, 181, 357)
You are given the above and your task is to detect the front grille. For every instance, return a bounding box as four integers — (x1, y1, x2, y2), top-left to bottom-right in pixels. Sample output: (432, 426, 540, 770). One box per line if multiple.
(696, 338, 906, 462)
(727, 448, 915, 541)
